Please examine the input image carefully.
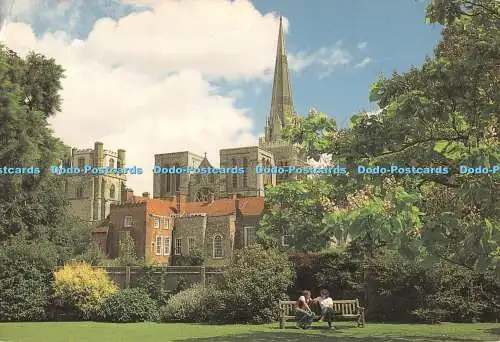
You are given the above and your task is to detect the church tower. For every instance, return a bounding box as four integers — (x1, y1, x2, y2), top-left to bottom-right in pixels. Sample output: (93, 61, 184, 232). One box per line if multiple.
(264, 16, 299, 143)
(260, 16, 307, 182)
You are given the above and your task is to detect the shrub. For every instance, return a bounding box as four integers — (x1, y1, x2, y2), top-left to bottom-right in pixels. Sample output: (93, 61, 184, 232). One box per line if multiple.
(219, 245, 294, 323)
(160, 283, 223, 322)
(52, 261, 118, 319)
(134, 266, 171, 306)
(96, 288, 159, 322)
(0, 236, 58, 321)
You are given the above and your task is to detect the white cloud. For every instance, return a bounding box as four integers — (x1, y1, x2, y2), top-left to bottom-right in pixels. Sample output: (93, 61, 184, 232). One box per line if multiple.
(289, 41, 352, 78)
(2, 0, 287, 193)
(357, 41, 367, 50)
(354, 57, 371, 68)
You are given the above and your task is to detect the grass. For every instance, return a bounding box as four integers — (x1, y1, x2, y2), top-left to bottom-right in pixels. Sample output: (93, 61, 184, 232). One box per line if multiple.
(0, 321, 499, 342)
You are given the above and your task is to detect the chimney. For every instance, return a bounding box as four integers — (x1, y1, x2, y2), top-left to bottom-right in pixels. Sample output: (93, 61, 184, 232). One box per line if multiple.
(232, 193, 237, 199)
(125, 188, 134, 202)
(176, 191, 185, 213)
(142, 192, 150, 198)
(234, 198, 241, 216)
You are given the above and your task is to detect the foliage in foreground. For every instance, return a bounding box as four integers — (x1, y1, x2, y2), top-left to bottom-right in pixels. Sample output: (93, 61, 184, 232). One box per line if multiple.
(52, 262, 118, 320)
(96, 288, 159, 323)
(161, 246, 294, 324)
(0, 235, 58, 321)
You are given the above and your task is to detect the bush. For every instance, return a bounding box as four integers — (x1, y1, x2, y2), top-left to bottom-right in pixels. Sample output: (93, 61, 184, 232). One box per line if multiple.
(0, 236, 58, 321)
(172, 248, 205, 266)
(134, 266, 172, 306)
(160, 283, 223, 322)
(219, 245, 294, 323)
(52, 261, 118, 319)
(96, 288, 159, 322)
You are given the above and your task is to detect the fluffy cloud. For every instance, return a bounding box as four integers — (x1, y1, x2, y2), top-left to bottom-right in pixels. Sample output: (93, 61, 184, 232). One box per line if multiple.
(354, 57, 371, 68)
(288, 41, 352, 78)
(2, 0, 284, 193)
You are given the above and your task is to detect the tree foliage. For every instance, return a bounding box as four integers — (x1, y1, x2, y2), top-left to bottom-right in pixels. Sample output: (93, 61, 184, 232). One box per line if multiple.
(279, 0, 499, 279)
(258, 178, 334, 252)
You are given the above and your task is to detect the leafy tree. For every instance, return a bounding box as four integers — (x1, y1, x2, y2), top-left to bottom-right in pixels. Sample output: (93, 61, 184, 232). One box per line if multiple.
(281, 0, 499, 279)
(258, 178, 335, 252)
(219, 245, 294, 323)
(115, 232, 143, 266)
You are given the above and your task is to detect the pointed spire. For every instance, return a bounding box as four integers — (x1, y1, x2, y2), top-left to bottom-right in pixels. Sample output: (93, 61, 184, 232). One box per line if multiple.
(265, 15, 296, 143)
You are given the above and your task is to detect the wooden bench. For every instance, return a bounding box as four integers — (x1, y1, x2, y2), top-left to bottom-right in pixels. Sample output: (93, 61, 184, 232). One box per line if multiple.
(278, 299, 366, 328)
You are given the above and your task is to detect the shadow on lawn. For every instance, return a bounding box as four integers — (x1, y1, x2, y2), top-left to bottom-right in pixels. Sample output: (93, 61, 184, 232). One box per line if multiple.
(173, 325, 481, 342)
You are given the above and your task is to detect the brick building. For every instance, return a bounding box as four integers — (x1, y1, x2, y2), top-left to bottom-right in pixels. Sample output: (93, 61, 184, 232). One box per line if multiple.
(92, 191, 264, 265)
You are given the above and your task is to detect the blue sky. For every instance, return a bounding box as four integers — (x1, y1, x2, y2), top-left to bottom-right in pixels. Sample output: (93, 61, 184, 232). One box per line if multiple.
(4, 0, 443, 192)
(247, 0, 442, 128)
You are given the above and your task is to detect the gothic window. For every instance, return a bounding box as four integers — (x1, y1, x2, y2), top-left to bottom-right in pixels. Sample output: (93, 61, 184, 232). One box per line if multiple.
(108, 158, 115, 168)
(196, 187, 214, 202)
(76, 187, 84, 199)
(109, 184, 115, 199)
(77, 157, 85, 169)
(213, 235, 223, 258)
(242, 157, 248, 187)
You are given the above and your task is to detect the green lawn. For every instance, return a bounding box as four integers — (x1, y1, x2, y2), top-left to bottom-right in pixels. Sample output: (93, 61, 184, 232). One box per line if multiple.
(0, 322, 499, 342)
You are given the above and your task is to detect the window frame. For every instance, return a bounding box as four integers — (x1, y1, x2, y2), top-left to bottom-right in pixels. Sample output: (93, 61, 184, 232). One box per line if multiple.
(155, 236, 162, 255)
(124, 215, 133, 227)
(244, 226, 257, 247)
(174, 238, 182, 255)
(153, 216, 160, 228)
(213, 234, 223, 258)
(163, 237, 171, 255)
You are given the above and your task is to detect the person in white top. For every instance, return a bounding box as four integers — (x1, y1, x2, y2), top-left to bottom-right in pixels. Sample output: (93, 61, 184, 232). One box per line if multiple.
(313, 289, 335, 330)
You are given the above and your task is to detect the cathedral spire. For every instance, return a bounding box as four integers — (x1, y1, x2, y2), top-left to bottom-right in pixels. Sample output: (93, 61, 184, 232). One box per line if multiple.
(265, 16, 296, 143)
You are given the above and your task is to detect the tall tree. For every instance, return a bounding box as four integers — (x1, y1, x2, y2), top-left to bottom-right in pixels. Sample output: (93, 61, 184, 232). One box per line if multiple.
(0, 46, 69, 241)
(282, 0, 499, 278)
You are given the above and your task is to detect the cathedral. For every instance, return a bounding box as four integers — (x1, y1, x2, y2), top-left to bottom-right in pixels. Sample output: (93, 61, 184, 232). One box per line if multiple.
(62, 17, 307, 223)
(153, 17, 308, 203)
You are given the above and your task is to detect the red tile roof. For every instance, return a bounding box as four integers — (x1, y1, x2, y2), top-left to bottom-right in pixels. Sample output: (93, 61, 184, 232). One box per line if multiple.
(183, 197, 264, 216)
(132, 196, 177, 216)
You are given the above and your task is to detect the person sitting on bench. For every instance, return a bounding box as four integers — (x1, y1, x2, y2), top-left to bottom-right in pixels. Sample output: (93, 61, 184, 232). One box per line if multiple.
(295, 290, 314, 329)
(313, 289, 335, 330)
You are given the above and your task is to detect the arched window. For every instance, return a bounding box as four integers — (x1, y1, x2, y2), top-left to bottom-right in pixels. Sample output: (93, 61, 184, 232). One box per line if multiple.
(109, 184, 115, 199)
(242, 157, 248, 187)
(108, 158, 115, 168)
(213, 235, 223, 258)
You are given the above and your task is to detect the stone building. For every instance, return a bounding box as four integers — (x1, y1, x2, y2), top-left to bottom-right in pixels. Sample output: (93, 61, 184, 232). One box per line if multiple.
(61, 141, 127, 223)
(93, 191, 264, 266)
(153, 17, 307, 203)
